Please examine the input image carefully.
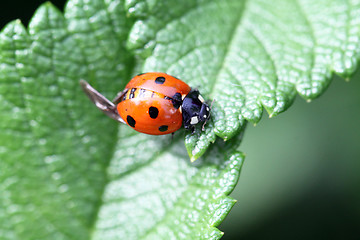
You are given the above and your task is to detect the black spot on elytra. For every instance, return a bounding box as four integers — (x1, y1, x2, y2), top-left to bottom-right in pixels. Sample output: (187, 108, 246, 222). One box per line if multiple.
(149, 106, 159, 119)
(172, 100, 181, 109)
(155, 76, 166, 84)
(127, 115, 136, 127)
(172, 92, 182, 101)
(171, 92, 182, 109)
(159, 125, 168, 132)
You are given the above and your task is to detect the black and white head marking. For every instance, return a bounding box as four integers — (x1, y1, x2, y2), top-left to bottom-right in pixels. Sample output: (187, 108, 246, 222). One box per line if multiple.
(181, 89, 211, 131)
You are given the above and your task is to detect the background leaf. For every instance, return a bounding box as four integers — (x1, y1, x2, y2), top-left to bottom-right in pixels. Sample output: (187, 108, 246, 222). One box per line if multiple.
(0, 0, 360, 240)
(221, 74, 360, 239)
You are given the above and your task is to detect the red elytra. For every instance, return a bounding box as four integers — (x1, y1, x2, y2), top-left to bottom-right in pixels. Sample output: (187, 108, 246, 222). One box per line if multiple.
(116, 73, 191, 135)
(80, 72, 210, 135)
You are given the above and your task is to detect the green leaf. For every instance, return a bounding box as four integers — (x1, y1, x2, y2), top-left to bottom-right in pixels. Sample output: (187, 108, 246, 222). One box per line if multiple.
(127, 0, 360, 159)
(0, 1, 133, 239)
(92, 128, 244, 239)
(1, 0, 360, 240)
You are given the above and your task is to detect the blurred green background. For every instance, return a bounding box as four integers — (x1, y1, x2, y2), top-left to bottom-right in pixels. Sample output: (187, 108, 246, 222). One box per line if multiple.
(220, 73, 360, 239)
(1, 1, 359, 239)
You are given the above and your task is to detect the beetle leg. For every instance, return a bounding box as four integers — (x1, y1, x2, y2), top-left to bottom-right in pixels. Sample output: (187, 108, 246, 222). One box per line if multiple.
(80, 80, 126, 124)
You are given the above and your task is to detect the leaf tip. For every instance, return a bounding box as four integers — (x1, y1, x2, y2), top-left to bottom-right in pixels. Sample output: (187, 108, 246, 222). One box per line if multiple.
(44, 1, 53, 7)
(190, 156, 197, 162)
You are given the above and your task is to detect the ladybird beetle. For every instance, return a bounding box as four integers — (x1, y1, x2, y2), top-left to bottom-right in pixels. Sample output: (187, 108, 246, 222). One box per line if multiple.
(80, 72, 210, 135)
